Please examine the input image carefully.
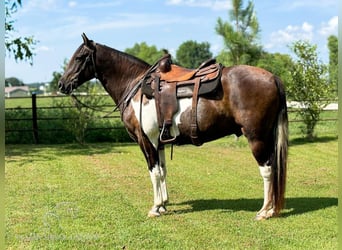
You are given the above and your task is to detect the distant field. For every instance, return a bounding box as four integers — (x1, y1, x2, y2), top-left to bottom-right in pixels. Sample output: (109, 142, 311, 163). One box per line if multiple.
(5, 136, 337, 249)
(5, 95, 114, 109)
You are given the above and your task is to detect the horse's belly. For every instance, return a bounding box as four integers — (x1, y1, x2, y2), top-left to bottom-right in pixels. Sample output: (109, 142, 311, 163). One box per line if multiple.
(131, 97, 237, 146)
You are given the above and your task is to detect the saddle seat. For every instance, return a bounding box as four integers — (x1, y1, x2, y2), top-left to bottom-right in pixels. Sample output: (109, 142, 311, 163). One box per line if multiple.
(160, 65, 196, 82)
(159, 58, 217, 82)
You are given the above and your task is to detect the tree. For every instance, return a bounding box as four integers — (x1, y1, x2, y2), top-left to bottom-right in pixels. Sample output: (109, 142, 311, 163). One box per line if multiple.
(54, 87, 108, 144)
(5, 0, 37, 64)
(175, 40, 213, 68)
(257, 52, 294, 87)
(288, 40, 334, 139)
(125, 42, 165, 65)
(327, 35, 338, 92)
(5, 77, 24, 87)
(215, 0, 262, 65)
(50, 59, 69, 94)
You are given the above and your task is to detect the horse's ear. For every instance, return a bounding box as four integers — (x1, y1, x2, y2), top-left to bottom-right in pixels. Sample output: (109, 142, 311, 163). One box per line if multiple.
(81, 33, 96, 50)
(81, 33, 91, 46)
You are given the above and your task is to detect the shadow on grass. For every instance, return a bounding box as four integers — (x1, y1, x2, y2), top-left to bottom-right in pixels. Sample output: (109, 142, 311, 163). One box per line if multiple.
(5, 143, 136, 165)
(289, 136, 337, 146)
(172, 197, 337, 217)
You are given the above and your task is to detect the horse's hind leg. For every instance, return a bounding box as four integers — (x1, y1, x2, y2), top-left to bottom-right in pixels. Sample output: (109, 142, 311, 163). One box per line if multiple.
(257, 164, 275, 220)
(248, 139, 275, 220)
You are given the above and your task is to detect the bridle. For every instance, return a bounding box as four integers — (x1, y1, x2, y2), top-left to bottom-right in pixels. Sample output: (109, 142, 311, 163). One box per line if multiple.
(70, 43, 117, 117)
(81, 43, 98, 79)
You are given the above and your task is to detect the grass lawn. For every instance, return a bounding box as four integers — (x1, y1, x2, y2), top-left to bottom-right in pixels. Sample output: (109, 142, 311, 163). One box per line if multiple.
(5, 136, 337, 249)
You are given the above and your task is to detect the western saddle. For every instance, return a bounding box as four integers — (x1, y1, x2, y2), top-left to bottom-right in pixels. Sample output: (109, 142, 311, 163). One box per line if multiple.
(141, 53, 222, 145)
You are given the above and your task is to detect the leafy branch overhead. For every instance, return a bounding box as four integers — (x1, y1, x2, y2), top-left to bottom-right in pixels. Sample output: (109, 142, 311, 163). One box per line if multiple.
(5, 0, 38, 64)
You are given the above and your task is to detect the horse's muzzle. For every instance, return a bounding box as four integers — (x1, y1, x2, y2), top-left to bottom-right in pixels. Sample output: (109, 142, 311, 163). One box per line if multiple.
(58, 80, 75, 94)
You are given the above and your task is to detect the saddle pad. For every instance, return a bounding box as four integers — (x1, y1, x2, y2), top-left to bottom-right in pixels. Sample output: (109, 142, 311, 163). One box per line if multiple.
(176, 70, 222, 98)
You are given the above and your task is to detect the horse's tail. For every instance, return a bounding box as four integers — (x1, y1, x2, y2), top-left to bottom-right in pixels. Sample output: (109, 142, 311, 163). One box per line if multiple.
(272, 76, 288, 215)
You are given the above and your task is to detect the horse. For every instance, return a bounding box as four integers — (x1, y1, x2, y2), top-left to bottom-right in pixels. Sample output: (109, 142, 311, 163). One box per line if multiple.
(58, 33, 288, 220)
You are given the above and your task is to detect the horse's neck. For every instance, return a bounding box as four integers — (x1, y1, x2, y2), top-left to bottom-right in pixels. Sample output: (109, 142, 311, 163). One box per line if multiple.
(96, 45, 149, 104)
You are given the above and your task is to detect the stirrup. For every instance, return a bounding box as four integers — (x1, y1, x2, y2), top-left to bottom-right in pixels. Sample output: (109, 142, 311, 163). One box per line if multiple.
(159, 124, 176, 144)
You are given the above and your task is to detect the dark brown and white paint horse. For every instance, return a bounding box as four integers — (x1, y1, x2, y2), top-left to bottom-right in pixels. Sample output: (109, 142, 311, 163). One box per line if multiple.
(59, 34, 288, 220)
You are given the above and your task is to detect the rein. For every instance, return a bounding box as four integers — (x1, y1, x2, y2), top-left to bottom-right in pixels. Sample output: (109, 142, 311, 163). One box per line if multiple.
(114, 57, 161, 113)
(70, 94, 116, 118)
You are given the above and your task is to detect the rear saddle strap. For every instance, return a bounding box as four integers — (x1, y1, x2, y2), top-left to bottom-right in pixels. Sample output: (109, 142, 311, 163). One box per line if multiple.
(191, 78, 202, 146)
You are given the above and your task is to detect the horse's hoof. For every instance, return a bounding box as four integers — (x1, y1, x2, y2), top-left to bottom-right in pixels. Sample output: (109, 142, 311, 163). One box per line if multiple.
(255, 211, 276, 220)
(159, 206, 167, 214)
(148, 210, 161, 218)
(255, 214, 267, 221)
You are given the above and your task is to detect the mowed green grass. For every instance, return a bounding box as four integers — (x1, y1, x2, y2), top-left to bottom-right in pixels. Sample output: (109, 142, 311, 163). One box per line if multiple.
(5, 136, 337, 249)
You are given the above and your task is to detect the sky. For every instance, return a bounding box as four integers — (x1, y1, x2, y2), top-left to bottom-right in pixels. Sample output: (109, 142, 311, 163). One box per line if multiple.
(5, 0, 338, 84)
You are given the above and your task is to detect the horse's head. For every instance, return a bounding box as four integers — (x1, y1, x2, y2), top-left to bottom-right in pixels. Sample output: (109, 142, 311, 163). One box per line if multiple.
(58, 33, 97, 94)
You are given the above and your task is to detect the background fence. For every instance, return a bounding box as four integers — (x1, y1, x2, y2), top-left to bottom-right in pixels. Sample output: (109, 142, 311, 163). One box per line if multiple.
(5, 94, 338, 144)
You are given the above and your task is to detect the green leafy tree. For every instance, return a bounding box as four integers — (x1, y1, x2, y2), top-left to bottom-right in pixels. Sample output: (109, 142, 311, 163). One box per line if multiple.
(5, 77, 25, 87)
(327, 35, 338, 93)
(288, 40, 334, 139)
(50, 71, 62, 94)
(215, 0, 262, 65)
(125, 42, 165, 65)
(257, 52, 293, 88)
(5, 0, 37, 64)
(54, 86, 108, 144)
(176, 40, 213, 68)
(50, 59, 69, 94)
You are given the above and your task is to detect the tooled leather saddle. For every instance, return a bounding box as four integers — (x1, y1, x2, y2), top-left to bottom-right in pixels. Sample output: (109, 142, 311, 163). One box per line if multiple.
(141, 53, 222, 145)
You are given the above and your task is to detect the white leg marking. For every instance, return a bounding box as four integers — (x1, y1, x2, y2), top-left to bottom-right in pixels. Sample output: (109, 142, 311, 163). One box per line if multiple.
(158, 149, 168, 205)
(149, 165, 163, 217)
(148, 149, 169, 217)
(256, 165, 275, 220)
(147, 149, 170, 217)
(148, 165, 168, 217)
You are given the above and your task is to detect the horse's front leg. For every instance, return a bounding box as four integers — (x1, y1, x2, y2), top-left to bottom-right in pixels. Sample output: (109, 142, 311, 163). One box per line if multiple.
(148, 147, 169, 217)
(158, 147, 169, 212)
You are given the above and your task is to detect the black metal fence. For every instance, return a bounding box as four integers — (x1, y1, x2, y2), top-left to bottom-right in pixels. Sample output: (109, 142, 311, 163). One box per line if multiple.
(5, 94, 128, 144)
(5, 94, 338, 144)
